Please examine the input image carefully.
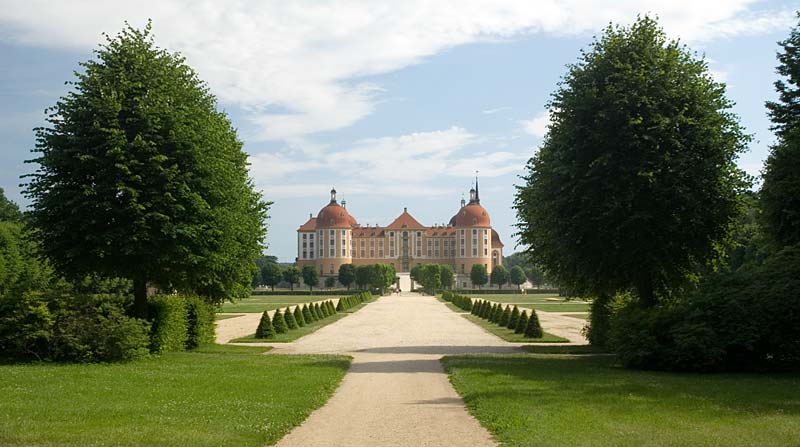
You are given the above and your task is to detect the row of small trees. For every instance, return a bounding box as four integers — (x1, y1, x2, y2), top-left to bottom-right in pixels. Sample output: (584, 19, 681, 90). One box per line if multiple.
(256, 262, 396, 294)
(254, 292, 373, 339)
(472, 300, 544, 339)
(441, 291, 473, 311)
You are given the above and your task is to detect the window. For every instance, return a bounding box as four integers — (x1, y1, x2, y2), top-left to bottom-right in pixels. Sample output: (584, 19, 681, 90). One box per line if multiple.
(484, 248, 488, 255)
(461, 248, 465, 256)
(484, 229, 488, 236)
(319, 248, 324, 257)
(310, 233, 314, 240)
(472, 218, 477, 225)
(361, 250, 366, 257)
(417, 232, 421, 237)
(302, 251, 307, 258)
(302, 234, 307, 240)
(330, 230, 335, 236)
(302, 242, 307, 248)
(370, 240, 375, 247)
(330, 238, 335, 246)
(342, 249, 346, 256)
(378, 250, 383, 257)
(310, 252, 314, 259)
(342, 229, 346, 235)
(370, 250, 375, 257)
(390, 250, 395, 257)
(361, 240, 365, 248)
(390, 232, 394, 237)
(330, 265, 335, 274)
(416, 249, 422, 257)
(330, 249, 335, 257)
(472, 229, 478, 235)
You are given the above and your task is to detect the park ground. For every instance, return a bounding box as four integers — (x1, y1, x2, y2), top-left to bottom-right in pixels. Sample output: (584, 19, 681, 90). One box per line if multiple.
(1, 293, 798, 446)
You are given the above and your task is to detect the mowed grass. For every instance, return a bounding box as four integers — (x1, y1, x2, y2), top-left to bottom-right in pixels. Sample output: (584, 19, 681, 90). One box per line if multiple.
(220, 294, 345, 313)
(232, 301, 374, 343)
(215, 313, 245, 321)
(442, 355, 800, 447)
(462, 314, 569, 343)
(232, 311, 350, 343)
(0, 345, 350, 447)
(464, 294, 592, 313)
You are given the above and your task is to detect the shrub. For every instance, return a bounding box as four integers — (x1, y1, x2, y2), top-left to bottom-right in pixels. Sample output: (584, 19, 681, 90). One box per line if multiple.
(148, 294, 188, 353)
(585, 294, 613, 347)
(609, 246, 800, 372)
(515, 310, 528, 334)
(185, 295, 214, 349)
(524, 309, 544, 338)
(272, 308, 288, 334)
(491, 303, 502, 323)
(336, 300, 344, 312)
(303, 304, 315, 323)
(294, 306, 305, 327)
(499, 305, 511, 327)
(508, 306, 520, 329)
(255, 311, 275, 339)
(314, 303, 323, 319)
(480, 301, 491, 319)
(327, 301, 336, 315)
(284, 306, 298, 329)
(0, 291, 55, 360)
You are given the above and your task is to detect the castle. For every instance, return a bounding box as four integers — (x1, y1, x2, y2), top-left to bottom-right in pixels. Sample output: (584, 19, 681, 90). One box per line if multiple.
(296, 181, 504, 288)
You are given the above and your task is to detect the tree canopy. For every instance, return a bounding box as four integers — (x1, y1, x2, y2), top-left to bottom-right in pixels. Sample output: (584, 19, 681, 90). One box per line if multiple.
(338, 264, 355, 290)
(470, 264, 488, 289)
(510, 265, 527, 288)
(514, 16, 749, 306)
(301, 265, 319, 291)
(282, 266, 300, 290)
(0, 188, 22, 222)
(763, 12, 800, 248)
(261, 262, 283, 291)
(23, 23, 269, 317)
(490, 265, 509, 289)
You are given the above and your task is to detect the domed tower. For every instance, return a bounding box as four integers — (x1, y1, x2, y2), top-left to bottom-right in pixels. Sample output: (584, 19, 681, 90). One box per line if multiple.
(314, 188, 355, 278)
(450, 179, 494, 281)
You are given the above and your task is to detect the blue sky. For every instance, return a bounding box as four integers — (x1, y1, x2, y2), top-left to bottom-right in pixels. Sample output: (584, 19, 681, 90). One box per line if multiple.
(0, 1, 797, 261)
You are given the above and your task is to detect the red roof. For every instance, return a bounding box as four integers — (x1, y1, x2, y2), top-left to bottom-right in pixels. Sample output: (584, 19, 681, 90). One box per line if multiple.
(386, 209, 426, 229)
(491, 229, 504, 248)
(316, 202, 357, 229)
(449, 203, 491, 227)
(298, 217, 317, 231)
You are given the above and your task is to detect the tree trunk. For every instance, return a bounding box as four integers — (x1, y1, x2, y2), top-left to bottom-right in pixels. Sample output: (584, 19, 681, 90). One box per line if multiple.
(133, 277, 148, 319)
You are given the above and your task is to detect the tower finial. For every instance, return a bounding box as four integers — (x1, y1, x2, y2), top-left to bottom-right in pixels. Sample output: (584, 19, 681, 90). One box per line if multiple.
(475, 171, 480, 204)
(460, 193, 465, 208)
(330, 187, 337, 203)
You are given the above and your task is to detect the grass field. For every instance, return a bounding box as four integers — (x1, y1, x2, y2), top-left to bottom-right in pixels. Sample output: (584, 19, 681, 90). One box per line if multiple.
(442, 354, 800, 447)
(0, 345, 350, 447)
(220, 295, 345, 313)
(462, 314, 569, 343)
(231, 301, 373, 343)
(465, 294, 592, 313)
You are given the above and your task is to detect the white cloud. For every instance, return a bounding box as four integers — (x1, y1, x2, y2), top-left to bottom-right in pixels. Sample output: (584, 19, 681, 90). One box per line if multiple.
(521, 110, 552, 138)
(0, 0, 791, 141)
(482, 106, 511, 114)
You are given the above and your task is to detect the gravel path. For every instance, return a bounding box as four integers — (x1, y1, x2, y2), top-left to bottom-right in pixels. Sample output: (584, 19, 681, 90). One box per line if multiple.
(269, 293, 520, 447)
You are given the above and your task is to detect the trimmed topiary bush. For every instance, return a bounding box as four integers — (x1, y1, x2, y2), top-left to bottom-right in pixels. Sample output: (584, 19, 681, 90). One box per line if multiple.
(327, 300, 336, 315)
(336, 299, 344, 312)
(272, 308, 288, 334)
(515, 310, 528, 334)
(294, 306, 305, 327)
(480, 301, 491, 319)
(314, 303, 323, 319)
(284, 306, 298, 329)
(499, 305, 511, 327)
(255, 310, 275, 339)
(303, 304, 315, 323)
(185, 295, 214, 349)
(524, 309, 544, 338)
(148, 294, 188, 353)
(508, 306, 520, 329)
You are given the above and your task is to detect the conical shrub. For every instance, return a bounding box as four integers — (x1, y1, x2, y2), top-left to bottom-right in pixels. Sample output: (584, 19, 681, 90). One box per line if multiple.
(294, 306, 305, 327)
(499, 305, 511, 327)
(524, 309, 544, 338)
(508, 306, 520, 329)
(515, 310, 528, 334)
(303, 304, 315, 322)
(273, 308, 288, 334)
(255, 310, 275, 339)
(314, 303, 323, 319)
(480, 301, 491, 319)
(284, 306, 298, 329)
(327, 301, 336, 315)
(336, 299, 344, 312)
(321, 301, 330, 317)
(493, 304, 503, 323)
(472, 300, 483, 316)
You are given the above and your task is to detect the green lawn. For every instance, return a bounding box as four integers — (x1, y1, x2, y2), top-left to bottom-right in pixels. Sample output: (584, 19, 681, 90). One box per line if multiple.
(470, 293, 564, 302)
(462, 314, 569, 343)
(0, 345, 350, 447)
(220, 295, 345, 313)
(463, 294, 592, 313)
(442, 355, 800, 447)
(564, 312, 589, 320)
(232, 312, 351, 343)
(514, 302, 591, 312)
(215, 313, 245, 321)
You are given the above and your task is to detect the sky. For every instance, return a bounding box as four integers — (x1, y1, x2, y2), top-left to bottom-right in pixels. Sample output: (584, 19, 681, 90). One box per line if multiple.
(0, 1, 797, 262)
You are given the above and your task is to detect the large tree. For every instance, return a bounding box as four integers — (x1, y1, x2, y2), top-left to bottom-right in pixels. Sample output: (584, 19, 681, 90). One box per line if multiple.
(0, 188, 22, 222)
(283, 266, 300, 291)
(509, 265, 527, 290)
(261, 262, 283, 291)
(470, 264, 488, 289)
(515, 16, 749, 307)
(337, 264, 355, 290)
(490, 265, 509, 289)
(763, 13, 800, 248)
(24, 23, 269, 317)
(301, 265, 319, 291)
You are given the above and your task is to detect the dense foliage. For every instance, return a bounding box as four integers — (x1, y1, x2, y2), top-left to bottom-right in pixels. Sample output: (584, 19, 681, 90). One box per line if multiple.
(490, 265, 509, 289)
(337, 264, 355, 290)
(23, 23, 269, 316)
(302, 265, 319, 291)
(763, 13, 800, 248)
(470, 264, 488, 289)
(515, 17, 749, 307)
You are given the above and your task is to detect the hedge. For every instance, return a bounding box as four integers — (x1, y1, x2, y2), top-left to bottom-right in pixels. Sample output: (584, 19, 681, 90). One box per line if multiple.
(148, 294, 189, 354)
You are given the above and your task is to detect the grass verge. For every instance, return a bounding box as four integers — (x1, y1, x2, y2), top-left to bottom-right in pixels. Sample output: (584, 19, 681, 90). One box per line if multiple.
(221, 295, 345, 313)
(520, 344, 605, 354)
(0, 344, 349, 447)
(215, 313, 245, 321)
(231, 302, 371, 343)
(442, 354, 800, 447)
(461, 314, 569, 343)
